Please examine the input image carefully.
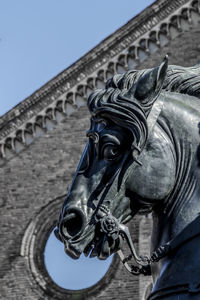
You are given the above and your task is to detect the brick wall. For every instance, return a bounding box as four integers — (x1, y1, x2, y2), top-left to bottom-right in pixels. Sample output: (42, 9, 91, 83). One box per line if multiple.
(1, 22, 200, 300)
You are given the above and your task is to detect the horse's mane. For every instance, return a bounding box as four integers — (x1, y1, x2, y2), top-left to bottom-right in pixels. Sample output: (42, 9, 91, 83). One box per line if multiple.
(87, 64, 200, 149)
(164, 64, 200, 98)
(104, 64, 200, 98)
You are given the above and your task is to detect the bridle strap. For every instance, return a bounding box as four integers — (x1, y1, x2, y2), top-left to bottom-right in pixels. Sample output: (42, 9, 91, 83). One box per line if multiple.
(118, 204, 200, 276)
(115, 95, 165, 275)
(122, 94, 165, 192)
(95, 95, 166, 276)
(146, 93, 165, 135)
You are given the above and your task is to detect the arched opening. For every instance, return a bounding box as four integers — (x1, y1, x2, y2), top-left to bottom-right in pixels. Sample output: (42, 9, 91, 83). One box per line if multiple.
(44, 230, 113, 290)
(21, 197, 120, 298)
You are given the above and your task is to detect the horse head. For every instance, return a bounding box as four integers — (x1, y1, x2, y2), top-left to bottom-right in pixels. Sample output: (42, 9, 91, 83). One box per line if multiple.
(55, 57, 177, 266)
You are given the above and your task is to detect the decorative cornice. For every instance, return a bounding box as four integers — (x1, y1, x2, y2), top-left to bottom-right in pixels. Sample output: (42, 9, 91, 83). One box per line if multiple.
(0, 0, 199, 164)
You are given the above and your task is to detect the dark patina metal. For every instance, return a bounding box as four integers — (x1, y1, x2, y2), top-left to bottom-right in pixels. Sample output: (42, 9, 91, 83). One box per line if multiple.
(55, 56, 200, 299)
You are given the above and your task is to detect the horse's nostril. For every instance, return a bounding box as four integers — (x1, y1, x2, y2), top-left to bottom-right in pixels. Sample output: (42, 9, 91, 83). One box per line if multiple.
(61, 208, 86, 239)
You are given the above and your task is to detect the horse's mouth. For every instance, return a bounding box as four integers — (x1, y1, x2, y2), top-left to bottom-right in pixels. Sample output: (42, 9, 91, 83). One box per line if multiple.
(83, 234, 123, 260)
(62, 233, 122, 260)
(60, 225, 96, 260)
(60, 225, 123, 260)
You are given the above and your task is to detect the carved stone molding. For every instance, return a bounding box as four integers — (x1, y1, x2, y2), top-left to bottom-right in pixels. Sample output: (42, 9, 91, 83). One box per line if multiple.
(0, 0, 199, 164)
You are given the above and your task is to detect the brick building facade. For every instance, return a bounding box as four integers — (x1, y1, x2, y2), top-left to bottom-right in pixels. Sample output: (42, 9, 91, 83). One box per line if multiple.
(0, 0, 200, 299)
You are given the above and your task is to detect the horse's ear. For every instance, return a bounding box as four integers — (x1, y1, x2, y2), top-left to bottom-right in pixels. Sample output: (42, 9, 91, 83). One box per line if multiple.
(134, 56, 168, 103)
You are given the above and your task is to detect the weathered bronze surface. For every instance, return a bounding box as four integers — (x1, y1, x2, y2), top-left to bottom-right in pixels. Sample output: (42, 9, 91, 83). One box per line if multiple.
(55, 57, 200, 299)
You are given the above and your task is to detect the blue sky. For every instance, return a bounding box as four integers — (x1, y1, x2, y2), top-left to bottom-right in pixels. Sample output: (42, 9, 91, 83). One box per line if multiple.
(44, 231, 114, 289)
(0, 0, 154, 116)
(1, 0, 154, 289)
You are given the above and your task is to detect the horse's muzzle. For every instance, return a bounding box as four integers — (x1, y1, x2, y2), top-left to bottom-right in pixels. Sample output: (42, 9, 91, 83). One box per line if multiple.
(60, 206, 86, 239)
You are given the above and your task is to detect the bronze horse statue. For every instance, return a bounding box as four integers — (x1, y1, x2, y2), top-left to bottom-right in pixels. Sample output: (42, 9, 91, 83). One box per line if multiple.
(55, 56, 200, 299)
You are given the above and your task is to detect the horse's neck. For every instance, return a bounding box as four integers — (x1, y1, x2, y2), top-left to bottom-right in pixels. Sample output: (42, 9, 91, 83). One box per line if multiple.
(150, 92, 200, 283)
(152, 91, 200, 248)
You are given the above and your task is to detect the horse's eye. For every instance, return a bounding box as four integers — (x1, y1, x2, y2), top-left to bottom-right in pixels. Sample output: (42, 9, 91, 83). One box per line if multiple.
(102, 144, 120, 160)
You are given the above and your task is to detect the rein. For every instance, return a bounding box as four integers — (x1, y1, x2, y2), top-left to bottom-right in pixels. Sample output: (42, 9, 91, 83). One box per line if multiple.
(96, 206, 200, 276)
(98, 90, 200, 275)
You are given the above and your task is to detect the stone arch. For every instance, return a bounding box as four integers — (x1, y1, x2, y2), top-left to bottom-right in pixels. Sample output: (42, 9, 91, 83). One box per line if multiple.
(20, 196, 120, 300)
